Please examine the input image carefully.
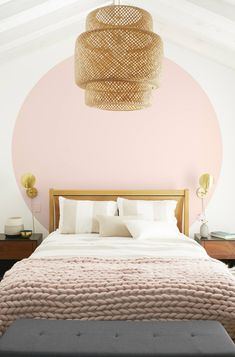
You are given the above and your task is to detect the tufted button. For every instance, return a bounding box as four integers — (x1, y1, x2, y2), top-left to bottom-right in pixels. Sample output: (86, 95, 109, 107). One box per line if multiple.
(153, 333, 158, 338)
(191, 333, 195, 337)
(114, 333, 119, 338)
(39, 331, 44, 336)
(76, 332, 81, 337)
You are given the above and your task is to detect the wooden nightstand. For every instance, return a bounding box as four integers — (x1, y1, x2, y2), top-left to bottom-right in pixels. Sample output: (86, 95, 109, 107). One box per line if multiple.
(195, 233, 235, 267)
(0, 233, 42, 277)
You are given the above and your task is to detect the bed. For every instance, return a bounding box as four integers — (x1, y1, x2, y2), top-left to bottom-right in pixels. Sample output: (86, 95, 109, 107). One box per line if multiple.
(0, 189, 235, 339)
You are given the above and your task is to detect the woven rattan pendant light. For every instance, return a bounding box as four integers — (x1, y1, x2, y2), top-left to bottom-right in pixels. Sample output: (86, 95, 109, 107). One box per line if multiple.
(75, 2, 163, 111)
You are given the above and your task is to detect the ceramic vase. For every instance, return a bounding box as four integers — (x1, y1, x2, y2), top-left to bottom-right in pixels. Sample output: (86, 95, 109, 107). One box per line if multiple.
(4, 217, 24, 236)
(200, 222, 209, 238)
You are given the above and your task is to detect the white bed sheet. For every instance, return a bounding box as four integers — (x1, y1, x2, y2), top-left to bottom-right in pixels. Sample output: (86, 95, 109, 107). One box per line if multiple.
(31, 231, 208, 259)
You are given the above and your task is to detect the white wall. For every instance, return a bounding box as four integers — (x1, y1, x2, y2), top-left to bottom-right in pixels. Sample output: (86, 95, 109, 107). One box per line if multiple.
(0, 35, 235, 237)
(165, 42, 235, 235)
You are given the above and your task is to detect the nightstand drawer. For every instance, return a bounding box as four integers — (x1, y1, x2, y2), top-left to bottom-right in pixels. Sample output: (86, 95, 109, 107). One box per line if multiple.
(0, 240, 35, 260)
(201, 240, 235, 260)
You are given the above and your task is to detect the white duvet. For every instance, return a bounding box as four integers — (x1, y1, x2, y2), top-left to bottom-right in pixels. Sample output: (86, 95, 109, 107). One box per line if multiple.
(31, 231, 208, 259)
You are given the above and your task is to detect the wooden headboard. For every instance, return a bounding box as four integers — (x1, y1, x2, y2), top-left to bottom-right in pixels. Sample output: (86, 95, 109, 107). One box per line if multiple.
(49, 189, 189, 235)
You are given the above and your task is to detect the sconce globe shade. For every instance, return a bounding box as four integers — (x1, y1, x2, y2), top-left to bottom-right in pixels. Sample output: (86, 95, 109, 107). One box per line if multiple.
(21, 173, 36, 189)
(199, 173, 214, 192)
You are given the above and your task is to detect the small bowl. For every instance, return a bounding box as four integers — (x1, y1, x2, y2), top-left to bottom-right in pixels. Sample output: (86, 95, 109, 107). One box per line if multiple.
(20, 230, 32, 238)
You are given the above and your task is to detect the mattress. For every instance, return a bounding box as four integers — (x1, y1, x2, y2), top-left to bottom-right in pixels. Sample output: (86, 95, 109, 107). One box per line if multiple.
(31, 230, 208, 258)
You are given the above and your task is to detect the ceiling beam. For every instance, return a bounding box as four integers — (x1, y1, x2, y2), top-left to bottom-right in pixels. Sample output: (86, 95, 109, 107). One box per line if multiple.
(0, 0, 12, 5)
(0, 0, 234, 70)
(125, 0, 235, 69)
(0, 0, 89, 32)
(0, 0, 111, 62)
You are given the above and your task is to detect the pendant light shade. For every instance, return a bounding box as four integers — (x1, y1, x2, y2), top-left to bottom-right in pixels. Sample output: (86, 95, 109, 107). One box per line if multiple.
(75, 5, 163, 111)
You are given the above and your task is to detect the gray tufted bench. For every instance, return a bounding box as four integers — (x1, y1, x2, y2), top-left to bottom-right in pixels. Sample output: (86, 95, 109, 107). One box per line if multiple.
(0, 319, 234, 356)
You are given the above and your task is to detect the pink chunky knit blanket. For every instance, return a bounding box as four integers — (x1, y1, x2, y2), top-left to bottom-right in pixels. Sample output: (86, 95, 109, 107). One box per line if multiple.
(0, 256, 235, 339)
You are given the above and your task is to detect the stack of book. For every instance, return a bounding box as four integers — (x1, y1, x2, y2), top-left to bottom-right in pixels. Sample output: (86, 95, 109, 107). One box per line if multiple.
(210, 231, 235, 240)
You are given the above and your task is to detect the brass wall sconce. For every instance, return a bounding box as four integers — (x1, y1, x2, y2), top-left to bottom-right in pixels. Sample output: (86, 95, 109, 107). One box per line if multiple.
(196, 173, 214, 199)
(21, 173, 38, 198)
(196, 173, 214, 238)
(21, 173, 38, 232)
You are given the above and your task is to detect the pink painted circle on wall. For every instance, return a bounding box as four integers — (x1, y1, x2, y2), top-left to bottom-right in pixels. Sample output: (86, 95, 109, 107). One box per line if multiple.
(12, 57, 222, 230)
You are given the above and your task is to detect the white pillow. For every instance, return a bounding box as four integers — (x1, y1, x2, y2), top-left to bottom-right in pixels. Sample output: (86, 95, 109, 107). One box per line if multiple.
(124, 220, 180, 240)
(117, 198, 177, 224)
(59, 197, 118, 234)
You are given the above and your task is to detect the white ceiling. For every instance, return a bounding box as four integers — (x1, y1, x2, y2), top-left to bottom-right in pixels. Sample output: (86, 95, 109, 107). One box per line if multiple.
(0, 0, 235, 69)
